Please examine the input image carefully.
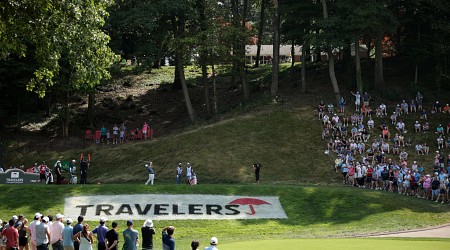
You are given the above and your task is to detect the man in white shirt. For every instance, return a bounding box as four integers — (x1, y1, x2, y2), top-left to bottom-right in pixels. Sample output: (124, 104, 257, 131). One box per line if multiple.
(50, 214, 64, 250)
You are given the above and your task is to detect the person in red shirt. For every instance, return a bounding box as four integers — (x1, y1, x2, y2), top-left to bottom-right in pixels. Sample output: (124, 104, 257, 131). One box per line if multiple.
(2, 219, 19, 250)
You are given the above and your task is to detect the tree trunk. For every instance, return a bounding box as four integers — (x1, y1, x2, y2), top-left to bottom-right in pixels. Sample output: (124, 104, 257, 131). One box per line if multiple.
(365, 35, 371, 59)
(414, 25, 420, 86)
(197, 0, 211, 115)
(321, 0, 341, 105)
(172, 58, 182, 90)
(436, 61, 442, 91)
(202, 63, 211, 115)
(45, 91, 51, 117)
(16, 97, 21, 130)
(315, 28, 321, 62)
(342, 41, 353, 85)
(374, 27, 385, 89)
(63, 92, 69, 138)
(301, 42, 307, 93)
(87, 89, 95, 127)
(271, 0, 280, 97)
(255, 0, 266, 68)
(176, 50, 196, 122)
(355, 39, 363, 93)
(290, 38, 296, 87)
(231, 0, 240, 90)
(212, 63, 218, 115)
(241, 0, 249, 101)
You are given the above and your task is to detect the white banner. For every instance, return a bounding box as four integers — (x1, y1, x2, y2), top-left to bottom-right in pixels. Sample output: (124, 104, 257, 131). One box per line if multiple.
(64, 194, 287, 220)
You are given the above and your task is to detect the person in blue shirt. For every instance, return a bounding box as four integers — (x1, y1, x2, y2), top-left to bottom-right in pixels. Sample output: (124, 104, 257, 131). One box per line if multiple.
(92, 218, 108, 250)
(162, 226, 175, 250)
(62, 219, 74, 250)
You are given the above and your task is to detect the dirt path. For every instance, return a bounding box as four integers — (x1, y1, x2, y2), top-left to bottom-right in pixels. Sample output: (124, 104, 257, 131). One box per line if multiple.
(368, 224, 450, 238)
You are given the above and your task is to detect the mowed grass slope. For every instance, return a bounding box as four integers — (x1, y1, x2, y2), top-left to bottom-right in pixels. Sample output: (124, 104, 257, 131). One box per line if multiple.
(8, 108, 331, 184)
(0, 184, 449, 249)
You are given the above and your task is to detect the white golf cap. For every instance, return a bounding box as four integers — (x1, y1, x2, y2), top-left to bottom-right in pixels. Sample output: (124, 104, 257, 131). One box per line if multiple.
(42, 216, 49, 222)
(56, 213, 64, 219)
(66, 218, 73, 224)
(210, 237, 218, 245)
(100, 217, 107, 223)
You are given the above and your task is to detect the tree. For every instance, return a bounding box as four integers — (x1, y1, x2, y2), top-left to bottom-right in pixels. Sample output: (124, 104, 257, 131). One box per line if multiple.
(0, 0, 116, 97)
(271, 0, 280, 97)
(318, 0, 341, 105)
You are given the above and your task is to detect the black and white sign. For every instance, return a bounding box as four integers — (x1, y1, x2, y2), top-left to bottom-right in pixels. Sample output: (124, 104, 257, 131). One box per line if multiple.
(64, 194, 287, 220)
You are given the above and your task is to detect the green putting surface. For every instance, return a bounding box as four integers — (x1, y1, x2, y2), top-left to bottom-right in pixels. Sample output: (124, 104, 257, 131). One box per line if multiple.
(220, 238, 450, 250)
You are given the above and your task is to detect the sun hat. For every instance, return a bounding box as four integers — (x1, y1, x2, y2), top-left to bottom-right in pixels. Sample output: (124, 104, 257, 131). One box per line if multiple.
(144, 219, 153, 228)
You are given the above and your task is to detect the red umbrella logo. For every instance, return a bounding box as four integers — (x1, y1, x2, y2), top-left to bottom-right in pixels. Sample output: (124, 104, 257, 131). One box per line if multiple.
(228, 198, 271, 215)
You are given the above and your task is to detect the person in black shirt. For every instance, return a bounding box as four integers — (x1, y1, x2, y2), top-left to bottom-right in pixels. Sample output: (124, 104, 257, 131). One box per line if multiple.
(141, 219, 155, 250)
(253, 163, 262, 185)
(80, 158, 89, 185)
(105, 222, 118, 250)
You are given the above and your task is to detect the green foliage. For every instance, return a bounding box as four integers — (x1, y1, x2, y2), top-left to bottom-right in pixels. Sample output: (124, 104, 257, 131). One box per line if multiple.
(0, 0, 116, 97)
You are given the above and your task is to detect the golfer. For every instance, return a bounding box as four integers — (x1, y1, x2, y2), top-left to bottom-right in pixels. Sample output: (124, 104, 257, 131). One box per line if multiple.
(145, 162, 155, 185)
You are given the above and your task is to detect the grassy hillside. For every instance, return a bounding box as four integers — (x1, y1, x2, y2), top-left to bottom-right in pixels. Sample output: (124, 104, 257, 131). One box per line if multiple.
(6, 108, 332, 184)
(0, 184, 449, 249)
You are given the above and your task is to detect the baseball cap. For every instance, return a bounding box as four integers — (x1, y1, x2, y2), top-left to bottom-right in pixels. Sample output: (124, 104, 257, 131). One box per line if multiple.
(34, 213, 42, 219)
(127, 220, 133, 226)
(42, 216, 49, 222)
(210, 237, 218, 245)
(145, 164, 149, 167)
(100, 217, 107, 223)
(12, 215, 18, 220)
(56, 213, 64, 219)
(66, 218, 73, 224)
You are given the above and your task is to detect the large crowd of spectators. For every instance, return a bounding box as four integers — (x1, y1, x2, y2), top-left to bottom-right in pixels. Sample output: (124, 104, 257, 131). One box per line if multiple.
(0, 213, 218, 250)
(319, 91, 450, 204)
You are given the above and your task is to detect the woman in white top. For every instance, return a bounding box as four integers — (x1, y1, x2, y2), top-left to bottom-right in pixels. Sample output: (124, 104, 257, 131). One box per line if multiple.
(73, 224, 93, 250)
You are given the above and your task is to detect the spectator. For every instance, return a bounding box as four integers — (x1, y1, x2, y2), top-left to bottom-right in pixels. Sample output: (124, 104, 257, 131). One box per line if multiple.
(416, 92, 423, 110)
(112, 124, 119, 144)
(72, 216, 84, 250)
(141, 220, 155, 250)
(203, 237, 218, 250)
(62, 218, 74, 250)
(176, 163, 183, 184)
(100, 126, 107, 144)
(410, 99, 417, 113)
(191, 240, 199, 250)
(92, 218, 108, 250)
(72, 224, 93, 250)
(161, 226, 175, 250)
(3, 220, 19, 250)
(339, 97, 346, 114)
(351, 91, 361, 112)
(35, 217, 50, 250)
(105, 222, 118, 250)
(414, 121, 421, 133)
(142, 123, 149, 140)
(50, 214, 64, 250)
(17, 218, 28, 250)
(363, 92, 371, 107)
(122, 221, 138, 250)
